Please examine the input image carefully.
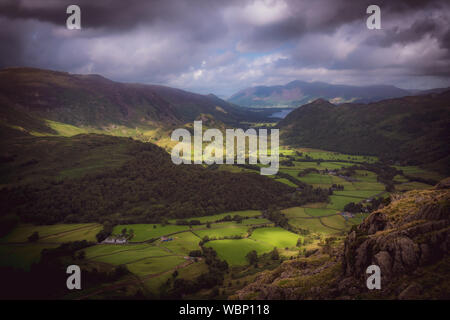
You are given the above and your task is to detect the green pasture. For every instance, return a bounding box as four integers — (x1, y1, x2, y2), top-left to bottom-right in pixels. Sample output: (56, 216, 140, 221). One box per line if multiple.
(250, 227, 299, 249)
(396, 182, 433, 192)
(194, 225, 249, 239)
(320, 215, 348, 230)
(394, 166, 444, 182)
(205, 239, 273, 266)
(274, 178, 297, 187)
(333, 190, 384, 199)
(281, 207, 310, 219)
(1, 223, 101, 243)
(112, 224, 190, 242)
(240, 218, 272, 225)
(88, 245, 170, 265)
(304, 208, 339, 217)
(168, 210, 262, 224)
(287, 217, 337, 235)
(326, 195, 363, 211)
(127, 255, 186, 276)
(158, 231, 201, 255)
(83, 244, 150, 260)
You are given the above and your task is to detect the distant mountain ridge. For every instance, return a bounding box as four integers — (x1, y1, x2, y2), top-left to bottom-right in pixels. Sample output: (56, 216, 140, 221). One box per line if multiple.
(0, 67, 258, 132)
(229, 80, 425, 108)
(278, 91, 450, 174)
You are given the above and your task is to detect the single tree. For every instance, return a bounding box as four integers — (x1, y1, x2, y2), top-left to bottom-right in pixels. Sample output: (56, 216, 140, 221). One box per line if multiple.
(28, 231, 39, 242)
(246, 250, 258, 265)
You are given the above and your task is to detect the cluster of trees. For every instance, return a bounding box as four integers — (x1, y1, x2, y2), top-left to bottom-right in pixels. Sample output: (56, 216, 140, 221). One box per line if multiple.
(343, 196, 391, 213)
(1, 139, 300, 225)
(275, 171, 308, 188)
(168, 247, 228, 298)
(96, 222, 114, 242)
(366, 196, 391, 212)
(343, 202, 364, 213)
(331, 184, 344, 191)
(290, 186, 330, 206)
(351, 162, 402, 191)
(297, 168, 319, 177)
(246, 247, 279, 267)
(280, 159, 295, 166)
(198, 234, 245, 245)
(175, 214, 247, 227)
(263, 208, 289, 229)
(0, 240, 132, 299)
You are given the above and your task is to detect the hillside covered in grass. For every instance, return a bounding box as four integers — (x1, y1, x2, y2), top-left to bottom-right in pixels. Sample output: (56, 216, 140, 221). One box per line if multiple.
(0, 67, 265, 133)
(278, 92, 450, 175)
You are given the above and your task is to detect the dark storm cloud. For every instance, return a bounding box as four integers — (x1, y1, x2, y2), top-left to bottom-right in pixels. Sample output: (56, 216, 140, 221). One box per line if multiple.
(238, 0, 447, 51)
(0, 0, 449, 94)
(0, 0, 233, 32)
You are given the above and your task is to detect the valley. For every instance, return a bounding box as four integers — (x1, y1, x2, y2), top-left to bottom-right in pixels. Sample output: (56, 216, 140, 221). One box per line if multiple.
(0, 136, 443, 299)
(0, 67, 448, 300)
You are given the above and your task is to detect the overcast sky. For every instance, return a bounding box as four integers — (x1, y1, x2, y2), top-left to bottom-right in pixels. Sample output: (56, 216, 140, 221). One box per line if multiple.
(0, 0, 449, 97)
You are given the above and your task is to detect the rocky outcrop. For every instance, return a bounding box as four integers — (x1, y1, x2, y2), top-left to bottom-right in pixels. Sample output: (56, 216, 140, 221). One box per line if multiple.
(343, 187, 450, 291)
(234, 180, 450, 300)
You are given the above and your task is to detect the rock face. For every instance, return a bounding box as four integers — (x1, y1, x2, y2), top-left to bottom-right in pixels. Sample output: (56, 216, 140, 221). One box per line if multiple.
(343, 188, 450, 287)
(234, 181, 450, 300)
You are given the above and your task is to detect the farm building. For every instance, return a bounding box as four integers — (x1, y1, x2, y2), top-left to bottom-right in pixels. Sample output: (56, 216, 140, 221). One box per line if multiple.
(102, 237, 128, 244)
(339, 212, 355, 220)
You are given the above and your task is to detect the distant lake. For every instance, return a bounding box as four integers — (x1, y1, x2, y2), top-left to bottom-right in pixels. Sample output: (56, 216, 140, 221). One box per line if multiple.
(269, 109, 293, 119)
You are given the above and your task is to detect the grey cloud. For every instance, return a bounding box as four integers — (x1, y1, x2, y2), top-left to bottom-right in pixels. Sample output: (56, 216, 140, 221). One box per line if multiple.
(0, 0, 449, 94)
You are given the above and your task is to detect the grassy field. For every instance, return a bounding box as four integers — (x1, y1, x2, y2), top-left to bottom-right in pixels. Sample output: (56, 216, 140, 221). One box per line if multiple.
(326, 195, 365, 210)
(395, 182, 433, 192)
(112, 224, 190, 242)
(1, 223, 102, 243)
(158, 231, 201, 255)
(126, 256, 186, 276)
(250, 227, 299, 249)
(240, 218, 272, 225)
(88, 245, 170, 265)
(205, 239, 273, 266)
(333, 190, 384, 199)
(304, 208, 340, 217)
(297, 173, 333, 185)
(281, 207, 311, 219)
(321, 215, 348, 230)
(289, 217, 337, 234)
(194, 225, 250, 239)
(143, 261, 209, 296)
(168, 210, 262, 224)
(281, 206, 348, 235)
(83, 244, 150, 259)
(293, 148, 378, 163)
(274, 178, 298, 187)
(394, 165, 445, 182)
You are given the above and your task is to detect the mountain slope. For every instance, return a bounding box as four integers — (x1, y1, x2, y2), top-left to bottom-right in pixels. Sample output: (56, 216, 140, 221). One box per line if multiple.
(228, 80, 412, 108)
(278, 92, 450, 174)
(0, 133, 298, 225)
(233, 180, 450, 300)
(0, 67, 257, 132)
